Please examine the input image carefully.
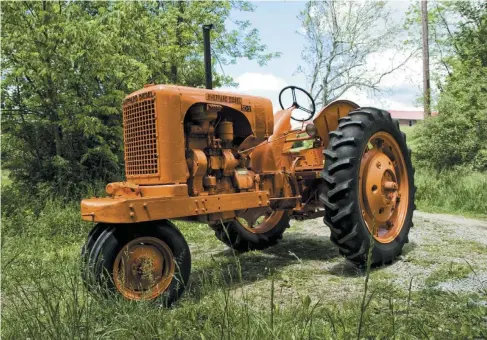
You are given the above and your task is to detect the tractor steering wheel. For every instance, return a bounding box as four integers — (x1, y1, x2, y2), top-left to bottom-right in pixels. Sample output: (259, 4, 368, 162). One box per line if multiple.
(278, 86, 316, 122)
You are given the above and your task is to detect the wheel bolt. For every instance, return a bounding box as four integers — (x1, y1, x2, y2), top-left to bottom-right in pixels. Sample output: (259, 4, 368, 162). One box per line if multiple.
(376, 161, 381, 169)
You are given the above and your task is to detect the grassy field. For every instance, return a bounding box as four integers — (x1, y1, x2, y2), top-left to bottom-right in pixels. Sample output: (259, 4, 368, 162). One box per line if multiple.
(2, 195, 487, 339)
(398, 125, 415, 136)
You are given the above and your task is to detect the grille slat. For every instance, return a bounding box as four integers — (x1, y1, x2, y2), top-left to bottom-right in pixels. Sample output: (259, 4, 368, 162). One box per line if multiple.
(123, 98, 158, 176)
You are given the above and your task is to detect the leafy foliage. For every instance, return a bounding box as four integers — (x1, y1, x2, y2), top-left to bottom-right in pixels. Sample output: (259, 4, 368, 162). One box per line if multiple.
(1, 1, 278, 196)
(412, 1, 487, 171)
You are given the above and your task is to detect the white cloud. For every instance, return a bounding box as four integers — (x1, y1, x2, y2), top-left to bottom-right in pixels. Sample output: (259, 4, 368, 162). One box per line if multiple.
(233, 72, 288, 92)
(339, 87, 421, 111)
(218, 72, 288, 112)
(217, 58, 422, 113)
(366, 49, 422, 89)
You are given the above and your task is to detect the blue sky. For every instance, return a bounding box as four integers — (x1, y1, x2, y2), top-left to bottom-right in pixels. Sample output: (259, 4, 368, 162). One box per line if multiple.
(219, 1, 423, 113)
(225, 2, 307, 85)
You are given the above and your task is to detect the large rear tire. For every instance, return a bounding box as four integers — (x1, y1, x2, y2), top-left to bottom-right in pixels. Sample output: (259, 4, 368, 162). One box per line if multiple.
(82, 220, 191, 306)
(320, 107, 416, 266)
(213, 208, 290, 252)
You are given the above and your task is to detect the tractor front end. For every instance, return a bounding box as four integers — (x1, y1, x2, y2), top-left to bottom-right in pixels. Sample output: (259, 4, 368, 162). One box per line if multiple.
(80, 84, 276, 225)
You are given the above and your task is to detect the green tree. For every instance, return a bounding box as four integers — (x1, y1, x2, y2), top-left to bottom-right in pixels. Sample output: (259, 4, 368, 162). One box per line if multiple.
(412, 1, 487, 171)
(1, 1, 278, 196)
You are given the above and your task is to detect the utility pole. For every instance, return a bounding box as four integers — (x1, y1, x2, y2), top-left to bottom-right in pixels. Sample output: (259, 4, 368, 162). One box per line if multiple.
(421, 0, 431, 117)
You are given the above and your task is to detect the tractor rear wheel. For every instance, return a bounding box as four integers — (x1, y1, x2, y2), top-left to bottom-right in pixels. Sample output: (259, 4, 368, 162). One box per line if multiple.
(320, 107, 415, 266)
(213, 208, 290, 252)
(82, 220, 191, 306)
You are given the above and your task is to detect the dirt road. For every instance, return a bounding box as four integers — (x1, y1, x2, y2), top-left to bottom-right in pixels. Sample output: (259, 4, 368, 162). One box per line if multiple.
(195, 211, 487, 305)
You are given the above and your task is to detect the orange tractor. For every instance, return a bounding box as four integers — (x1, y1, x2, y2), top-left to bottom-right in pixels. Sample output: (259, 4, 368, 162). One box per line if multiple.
(80, 26, 415, 305)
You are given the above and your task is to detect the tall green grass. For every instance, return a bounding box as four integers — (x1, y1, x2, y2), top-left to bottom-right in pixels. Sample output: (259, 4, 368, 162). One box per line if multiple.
(2, 235, 486, 339)
(2, 193, 486, 339)
(415, 168, 487, 218)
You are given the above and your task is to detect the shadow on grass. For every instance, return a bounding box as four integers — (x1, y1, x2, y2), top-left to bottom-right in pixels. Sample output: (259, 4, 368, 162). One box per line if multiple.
(186, 233, 341, 300)
(326, 241, 419, 278)
(263, 233, 340, 261)
(402, 241, 418, 256)
(186, 232, 415, 300)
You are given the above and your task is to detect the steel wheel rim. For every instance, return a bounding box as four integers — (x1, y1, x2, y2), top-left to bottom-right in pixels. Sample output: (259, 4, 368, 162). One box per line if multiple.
(113, 236, 175, 301)
(358, 131, 409, 244)
(237, 209, 284, 234)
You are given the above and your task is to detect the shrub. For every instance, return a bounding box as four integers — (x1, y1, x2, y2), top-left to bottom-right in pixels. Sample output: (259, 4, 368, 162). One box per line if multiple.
(414, 167, 487, 217)
(411, 3, 487, 171)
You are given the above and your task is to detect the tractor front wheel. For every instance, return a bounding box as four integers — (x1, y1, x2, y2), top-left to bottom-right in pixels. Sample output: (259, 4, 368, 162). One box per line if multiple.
(213, 208, 290, 252)
(81, 220, 191, 305)
(321, 107, 416, 266)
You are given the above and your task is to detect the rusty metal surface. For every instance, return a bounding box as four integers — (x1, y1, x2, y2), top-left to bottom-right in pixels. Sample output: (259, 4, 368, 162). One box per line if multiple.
(105, 182, 188, 198)
(187, 149, 207, 195)
(235, 208, 285, 234)
(113, 236, 175, 301)
(232, 168, 256, 191)
(82, 89, 364, 225)
(177, 85, 274, 138)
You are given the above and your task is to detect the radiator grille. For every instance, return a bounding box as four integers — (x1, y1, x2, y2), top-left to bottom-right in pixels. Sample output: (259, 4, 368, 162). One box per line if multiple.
(123, 98, 158, 176)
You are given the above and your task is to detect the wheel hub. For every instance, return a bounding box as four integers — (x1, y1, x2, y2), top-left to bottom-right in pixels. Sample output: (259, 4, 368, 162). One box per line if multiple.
(236, 207, 284, 234)
(358, 131, 409, 244)
(362, 151, 398, 223)
(113, 237, 175, 300)
(125, 245, 164, 290)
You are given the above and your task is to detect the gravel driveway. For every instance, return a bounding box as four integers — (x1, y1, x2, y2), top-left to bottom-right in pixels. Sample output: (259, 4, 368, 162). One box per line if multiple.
(211, 211, 487, 305)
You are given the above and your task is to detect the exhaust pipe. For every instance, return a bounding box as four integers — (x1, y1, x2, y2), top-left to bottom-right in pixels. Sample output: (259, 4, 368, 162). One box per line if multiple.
(202, 24, 214, 90)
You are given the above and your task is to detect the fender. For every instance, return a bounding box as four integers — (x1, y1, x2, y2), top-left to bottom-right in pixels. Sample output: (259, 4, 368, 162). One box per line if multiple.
(313, 100, 359, 146)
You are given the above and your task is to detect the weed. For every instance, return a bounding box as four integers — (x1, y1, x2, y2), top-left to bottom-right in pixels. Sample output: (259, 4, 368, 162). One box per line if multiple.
(425, 262, 473, 287)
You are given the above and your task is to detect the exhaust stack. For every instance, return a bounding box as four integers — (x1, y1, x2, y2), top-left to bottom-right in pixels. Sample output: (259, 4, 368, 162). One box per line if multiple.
(202, 24, 214, 90)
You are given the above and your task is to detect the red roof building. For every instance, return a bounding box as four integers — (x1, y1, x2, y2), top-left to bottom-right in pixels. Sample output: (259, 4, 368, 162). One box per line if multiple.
(388, 110, 438, 126)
